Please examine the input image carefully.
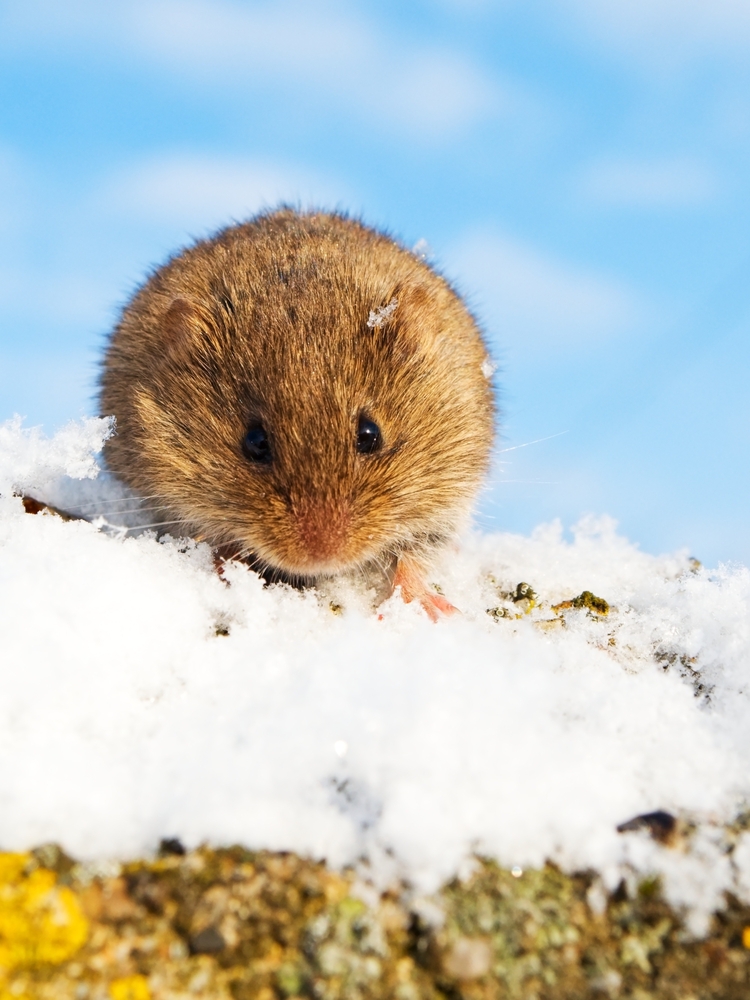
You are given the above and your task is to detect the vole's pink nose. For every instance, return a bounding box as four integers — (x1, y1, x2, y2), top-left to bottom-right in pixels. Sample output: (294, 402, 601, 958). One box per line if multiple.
(293, 500, 351, 570)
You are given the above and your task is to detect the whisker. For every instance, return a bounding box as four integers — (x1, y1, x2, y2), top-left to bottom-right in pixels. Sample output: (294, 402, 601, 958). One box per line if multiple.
(373, 552, 393, 578)
(496, 431, 568, 455)
(120, 519, 186, 533)
(492, 479, 560, 485)
(76, 505, 174, 519)
(65, 493, 174, 511)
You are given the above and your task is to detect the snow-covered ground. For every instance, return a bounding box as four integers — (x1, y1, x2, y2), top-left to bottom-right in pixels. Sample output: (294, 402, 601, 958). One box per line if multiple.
(1, 416, 749, 934)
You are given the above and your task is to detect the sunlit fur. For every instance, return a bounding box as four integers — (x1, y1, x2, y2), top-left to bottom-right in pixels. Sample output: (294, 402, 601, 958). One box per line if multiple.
(101, 209, 495, 587)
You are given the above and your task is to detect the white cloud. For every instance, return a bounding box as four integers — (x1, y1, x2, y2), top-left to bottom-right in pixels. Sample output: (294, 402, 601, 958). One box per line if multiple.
(444, 230, 639, 345)
(578, 157, 718, 209)
(131, 0, 364, 77)
(556, 0, 750, 65)
(0, 0, 502, 137)
(383, 49, 498, 132)
(97, 154, 349, 231)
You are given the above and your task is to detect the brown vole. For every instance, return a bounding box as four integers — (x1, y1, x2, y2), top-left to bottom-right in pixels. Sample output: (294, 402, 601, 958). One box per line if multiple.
(100, 209, 495, 618)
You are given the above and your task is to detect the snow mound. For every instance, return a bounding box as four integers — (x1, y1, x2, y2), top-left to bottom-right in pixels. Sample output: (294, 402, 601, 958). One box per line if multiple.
(1, 416, 749, 935)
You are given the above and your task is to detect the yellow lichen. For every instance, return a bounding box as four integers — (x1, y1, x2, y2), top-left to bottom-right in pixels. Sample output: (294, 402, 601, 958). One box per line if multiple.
(110, 975, 152, 1000)
(0, 852, 88, 970)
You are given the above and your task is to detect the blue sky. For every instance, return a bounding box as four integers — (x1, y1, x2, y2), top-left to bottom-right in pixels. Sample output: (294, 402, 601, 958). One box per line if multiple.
(1, 0, 749, 564)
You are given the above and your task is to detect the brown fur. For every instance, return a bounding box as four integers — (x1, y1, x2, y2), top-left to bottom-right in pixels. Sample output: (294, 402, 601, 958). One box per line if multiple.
(100, 208, 495, 605)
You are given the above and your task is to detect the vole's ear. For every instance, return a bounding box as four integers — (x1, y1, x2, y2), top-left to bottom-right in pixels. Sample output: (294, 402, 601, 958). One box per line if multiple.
(161, 297, 216, 354)
(383, 281, 439, 362)
(394, 281, 431, 314)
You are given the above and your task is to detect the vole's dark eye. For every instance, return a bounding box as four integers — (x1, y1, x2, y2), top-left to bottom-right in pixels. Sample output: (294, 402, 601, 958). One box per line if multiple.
(242, 424, 272, 464)
(356, 416, 381, 455)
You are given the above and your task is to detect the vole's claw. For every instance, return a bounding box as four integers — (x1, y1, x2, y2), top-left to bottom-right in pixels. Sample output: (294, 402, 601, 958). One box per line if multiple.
(392, 558, 459, 621)
(418, 592, 460, 622)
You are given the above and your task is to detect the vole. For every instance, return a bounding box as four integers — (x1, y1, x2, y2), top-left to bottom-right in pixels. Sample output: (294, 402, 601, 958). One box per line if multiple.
(100, 209, 495, 619)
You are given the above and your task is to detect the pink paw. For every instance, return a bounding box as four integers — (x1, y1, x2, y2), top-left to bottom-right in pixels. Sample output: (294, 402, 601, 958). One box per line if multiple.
(392, 559, 460, 621)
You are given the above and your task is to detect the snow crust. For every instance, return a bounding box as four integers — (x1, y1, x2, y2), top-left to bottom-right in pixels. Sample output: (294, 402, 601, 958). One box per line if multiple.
(1, 416, 749, 933)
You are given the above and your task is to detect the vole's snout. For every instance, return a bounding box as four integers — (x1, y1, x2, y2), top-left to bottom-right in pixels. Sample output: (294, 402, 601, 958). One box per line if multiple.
(292, 498, 353, 571)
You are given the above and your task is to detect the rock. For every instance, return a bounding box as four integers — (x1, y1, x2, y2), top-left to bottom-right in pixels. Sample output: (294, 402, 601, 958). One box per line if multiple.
(442, 936, 492, 980)
(189, 925, 225, 954)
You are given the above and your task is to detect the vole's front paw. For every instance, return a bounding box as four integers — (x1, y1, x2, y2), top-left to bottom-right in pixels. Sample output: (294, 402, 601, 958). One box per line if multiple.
(417, 591, 459, 622)
(391, 558, 460, 622)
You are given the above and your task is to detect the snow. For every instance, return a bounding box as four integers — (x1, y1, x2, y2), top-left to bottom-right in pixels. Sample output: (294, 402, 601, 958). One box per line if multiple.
(366, 298, 399, 328)
(1, 416, 750, 934)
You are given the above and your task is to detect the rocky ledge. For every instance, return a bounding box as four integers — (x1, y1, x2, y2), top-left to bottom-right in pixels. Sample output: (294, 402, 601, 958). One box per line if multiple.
(1, 842, 749, 999)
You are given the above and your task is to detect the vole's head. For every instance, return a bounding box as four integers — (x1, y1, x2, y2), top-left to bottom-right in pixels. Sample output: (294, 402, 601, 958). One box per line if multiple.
(101, 211, 495, 579)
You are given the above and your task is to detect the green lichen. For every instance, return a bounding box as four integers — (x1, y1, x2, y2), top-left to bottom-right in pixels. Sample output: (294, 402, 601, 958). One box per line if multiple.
(553, 591, 610, 616)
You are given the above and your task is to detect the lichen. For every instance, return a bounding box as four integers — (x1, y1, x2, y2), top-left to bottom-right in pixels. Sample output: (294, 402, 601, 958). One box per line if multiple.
(0, 846, 748, 998)
(486, 583, 611, 627)
(552, 590, 610, 616)
(0, 852, 88, 972)
(109, 976, 151, 1000)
